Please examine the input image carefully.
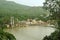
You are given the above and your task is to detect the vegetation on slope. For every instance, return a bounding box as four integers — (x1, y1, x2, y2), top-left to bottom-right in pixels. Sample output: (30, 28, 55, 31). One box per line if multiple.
(0, 0, 49, 21)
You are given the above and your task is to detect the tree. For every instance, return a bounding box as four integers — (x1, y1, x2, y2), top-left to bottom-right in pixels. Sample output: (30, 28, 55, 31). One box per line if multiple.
(43, 0, 60, 29)
(43, 0, 60, 40)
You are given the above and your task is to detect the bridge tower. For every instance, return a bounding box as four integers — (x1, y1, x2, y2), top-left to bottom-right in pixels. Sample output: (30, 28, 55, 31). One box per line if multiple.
(10, 17, 14, 27)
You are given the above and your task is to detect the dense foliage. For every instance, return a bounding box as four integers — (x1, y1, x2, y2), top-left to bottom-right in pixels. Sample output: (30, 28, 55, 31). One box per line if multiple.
(43, 0, 60, 40)
(0, 29, 16, 40)
(0, 0, 49, 21)
(43, 30, 60, 40)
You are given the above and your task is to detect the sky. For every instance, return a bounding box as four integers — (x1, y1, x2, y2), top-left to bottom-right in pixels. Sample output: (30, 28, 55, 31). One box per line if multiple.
(7, 0, 45, 6)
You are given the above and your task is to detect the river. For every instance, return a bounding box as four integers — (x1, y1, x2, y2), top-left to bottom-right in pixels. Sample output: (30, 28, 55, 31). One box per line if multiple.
(5, 26, 55, 40)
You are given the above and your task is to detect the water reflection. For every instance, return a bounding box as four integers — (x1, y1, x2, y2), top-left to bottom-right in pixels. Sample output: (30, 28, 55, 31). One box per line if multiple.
(5, 26, 55, 40)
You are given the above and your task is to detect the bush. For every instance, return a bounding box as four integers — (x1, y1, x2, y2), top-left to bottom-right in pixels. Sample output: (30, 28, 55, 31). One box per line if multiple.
(0, 30, 16, 40)
(43, 30, 60, 40)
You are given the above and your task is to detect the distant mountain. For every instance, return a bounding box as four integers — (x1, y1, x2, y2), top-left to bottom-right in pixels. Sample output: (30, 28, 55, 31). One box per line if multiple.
(0, 0, 49, 21)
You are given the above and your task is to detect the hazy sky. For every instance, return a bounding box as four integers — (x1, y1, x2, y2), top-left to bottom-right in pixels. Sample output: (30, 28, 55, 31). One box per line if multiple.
(7, 0, 45, 6)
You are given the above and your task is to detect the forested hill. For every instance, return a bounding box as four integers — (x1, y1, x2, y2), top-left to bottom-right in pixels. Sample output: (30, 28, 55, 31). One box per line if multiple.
(0, 0, 49, 21)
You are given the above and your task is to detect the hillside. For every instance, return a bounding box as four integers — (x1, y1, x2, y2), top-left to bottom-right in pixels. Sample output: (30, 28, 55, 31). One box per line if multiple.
(0, 0, 49, 22)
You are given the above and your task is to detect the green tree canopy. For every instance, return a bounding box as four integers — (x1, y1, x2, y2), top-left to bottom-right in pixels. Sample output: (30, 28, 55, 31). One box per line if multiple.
(44, 0, 60, 19)
(43, 0, 60, 28)
(43, 0, 60, 40)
